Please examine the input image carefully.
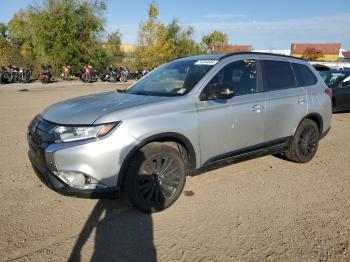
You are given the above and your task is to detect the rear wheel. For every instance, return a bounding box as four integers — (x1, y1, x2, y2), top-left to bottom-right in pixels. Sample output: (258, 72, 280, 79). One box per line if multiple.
(285, 119, 319, 163)
(125, 142, 187, 213)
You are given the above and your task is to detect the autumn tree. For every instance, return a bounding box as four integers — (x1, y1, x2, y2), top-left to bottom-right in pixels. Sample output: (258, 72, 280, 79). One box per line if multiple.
(301, 48, 324, 61)
(134, 2, 173, 69)
(201, 31, 228, 53)
(134, 2, 201, 69)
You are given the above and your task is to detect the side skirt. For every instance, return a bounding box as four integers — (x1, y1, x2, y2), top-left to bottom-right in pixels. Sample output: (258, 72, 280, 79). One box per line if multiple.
(192, 137, 292, 176)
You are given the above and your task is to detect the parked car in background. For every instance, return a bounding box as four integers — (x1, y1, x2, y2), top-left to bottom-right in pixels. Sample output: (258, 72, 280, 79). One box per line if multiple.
(27, 52, 332, 213)
(323, 69, 350, 112)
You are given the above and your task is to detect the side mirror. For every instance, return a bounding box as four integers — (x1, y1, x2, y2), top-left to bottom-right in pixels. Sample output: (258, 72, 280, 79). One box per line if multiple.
(201, 84, 234, 101)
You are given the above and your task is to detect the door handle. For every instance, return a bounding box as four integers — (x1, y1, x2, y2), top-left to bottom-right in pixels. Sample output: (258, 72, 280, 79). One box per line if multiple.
(250, 104, 264, 112)
(297, 97, 305, 104)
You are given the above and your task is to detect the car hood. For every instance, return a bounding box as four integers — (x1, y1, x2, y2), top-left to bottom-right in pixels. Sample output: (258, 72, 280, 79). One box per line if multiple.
(41, 91, 171, 125)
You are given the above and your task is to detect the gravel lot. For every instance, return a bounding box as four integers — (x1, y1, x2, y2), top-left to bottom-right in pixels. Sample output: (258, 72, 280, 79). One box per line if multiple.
(0, 81, 349, 261)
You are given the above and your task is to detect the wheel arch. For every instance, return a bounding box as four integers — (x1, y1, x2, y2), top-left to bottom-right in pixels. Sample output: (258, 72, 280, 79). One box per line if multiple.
(296, 113, 323, 135)
(116, 132, 197, 189)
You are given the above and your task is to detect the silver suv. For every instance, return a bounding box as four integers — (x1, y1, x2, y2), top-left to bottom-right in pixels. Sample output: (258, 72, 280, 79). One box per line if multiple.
(27, 53, 332, 212)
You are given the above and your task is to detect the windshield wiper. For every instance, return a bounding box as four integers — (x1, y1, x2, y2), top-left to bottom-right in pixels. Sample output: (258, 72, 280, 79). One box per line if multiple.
(131, 91, 152, 96)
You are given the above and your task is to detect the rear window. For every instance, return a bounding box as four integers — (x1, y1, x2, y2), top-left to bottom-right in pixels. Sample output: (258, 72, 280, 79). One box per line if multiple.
(263, 60, 296, 91)
(291, 63, 317, 87)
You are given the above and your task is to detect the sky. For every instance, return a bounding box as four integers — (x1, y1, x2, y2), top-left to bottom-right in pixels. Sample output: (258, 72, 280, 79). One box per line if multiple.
(1, 0, 350, 50)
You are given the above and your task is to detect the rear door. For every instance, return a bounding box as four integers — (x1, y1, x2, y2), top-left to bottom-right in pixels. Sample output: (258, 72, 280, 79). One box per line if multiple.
(262, 60, 307, 142)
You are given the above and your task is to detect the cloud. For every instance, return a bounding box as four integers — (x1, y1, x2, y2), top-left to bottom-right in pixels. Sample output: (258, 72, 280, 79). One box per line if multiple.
(203, 14, 248, 19)
(189, 13, 350, 49)
(108, 13, 350, 49)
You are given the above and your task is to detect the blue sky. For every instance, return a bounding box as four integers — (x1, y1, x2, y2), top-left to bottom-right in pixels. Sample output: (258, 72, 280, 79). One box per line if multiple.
(1, 0, 350, 49)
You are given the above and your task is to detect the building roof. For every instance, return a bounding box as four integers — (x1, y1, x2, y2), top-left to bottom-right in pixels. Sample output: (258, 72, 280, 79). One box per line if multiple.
(342, 51, 350, 58)
(291, 43, 341, 55)
(212, 45, 252, 53)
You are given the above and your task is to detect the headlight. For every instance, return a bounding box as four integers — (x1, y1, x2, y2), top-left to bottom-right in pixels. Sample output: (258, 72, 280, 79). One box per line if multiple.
(52, 123, 118, 143)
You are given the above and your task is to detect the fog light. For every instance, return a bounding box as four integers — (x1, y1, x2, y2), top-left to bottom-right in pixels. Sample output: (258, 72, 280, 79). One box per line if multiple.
(57, 171, 107, 189)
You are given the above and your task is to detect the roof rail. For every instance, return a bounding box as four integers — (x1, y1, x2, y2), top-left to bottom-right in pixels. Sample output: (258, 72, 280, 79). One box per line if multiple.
(220, 52, 307, 61)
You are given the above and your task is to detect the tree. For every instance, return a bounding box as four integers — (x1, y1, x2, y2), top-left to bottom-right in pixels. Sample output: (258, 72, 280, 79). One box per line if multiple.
(0, 23, 8, 39)
(105, 31, 123, 65)
(134, 4, 202, 69)
(166, 19, 201, 58)
(134, 3, 172, 69)
(201, 31, 228, 53)
(5, 0, 108, 74)
(301, 48, 324, 61)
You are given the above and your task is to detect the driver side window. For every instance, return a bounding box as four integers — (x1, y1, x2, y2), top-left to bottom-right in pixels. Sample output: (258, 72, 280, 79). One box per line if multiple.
(206, 59, 258, 96)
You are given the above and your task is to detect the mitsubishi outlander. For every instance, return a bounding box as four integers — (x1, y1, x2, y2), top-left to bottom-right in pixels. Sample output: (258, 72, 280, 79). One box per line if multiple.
(27, 52, 332, 212)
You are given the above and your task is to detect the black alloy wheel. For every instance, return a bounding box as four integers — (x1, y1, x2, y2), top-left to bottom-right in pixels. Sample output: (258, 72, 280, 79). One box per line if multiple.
(125, 142, 187, 213)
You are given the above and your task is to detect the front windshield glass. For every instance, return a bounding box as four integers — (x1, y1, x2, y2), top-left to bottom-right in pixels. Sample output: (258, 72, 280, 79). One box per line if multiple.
(126, 59, 217, 96)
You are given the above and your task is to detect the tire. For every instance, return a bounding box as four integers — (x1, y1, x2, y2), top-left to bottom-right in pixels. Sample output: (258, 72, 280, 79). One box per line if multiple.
(109, 75, 117, 83)
(124, 142, 187, 213)
(285, 119, 320, 163)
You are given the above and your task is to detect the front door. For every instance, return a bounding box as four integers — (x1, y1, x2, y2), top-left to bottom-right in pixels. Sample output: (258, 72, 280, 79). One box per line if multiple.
(196, 59, 265, 165)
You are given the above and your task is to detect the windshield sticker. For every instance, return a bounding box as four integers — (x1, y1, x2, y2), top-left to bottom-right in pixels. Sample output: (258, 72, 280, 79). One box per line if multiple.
(195, 60, 218, 66)
(177, 88, 186, 94)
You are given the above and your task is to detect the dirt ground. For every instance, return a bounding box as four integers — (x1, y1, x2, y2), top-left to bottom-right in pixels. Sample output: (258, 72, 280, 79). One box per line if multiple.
(0, 81, 349, 262)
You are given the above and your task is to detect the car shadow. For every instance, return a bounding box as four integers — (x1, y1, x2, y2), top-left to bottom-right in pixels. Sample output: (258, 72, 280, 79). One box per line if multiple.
(68, 199, 157, 262)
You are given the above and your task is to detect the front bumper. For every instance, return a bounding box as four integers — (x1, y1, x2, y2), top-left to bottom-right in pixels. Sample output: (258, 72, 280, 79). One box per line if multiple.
(27, 118, 138, 198)
(29, 152, 119, 198)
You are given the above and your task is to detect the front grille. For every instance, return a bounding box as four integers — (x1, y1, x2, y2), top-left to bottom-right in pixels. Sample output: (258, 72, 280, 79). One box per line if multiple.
(28, 116, 57, 145)
(27, 116, 57, 170)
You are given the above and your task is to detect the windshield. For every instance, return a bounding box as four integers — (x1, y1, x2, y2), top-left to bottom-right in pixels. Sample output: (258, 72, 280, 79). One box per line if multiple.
(126, 59, 217, 96)
(324, 72, 350, 88)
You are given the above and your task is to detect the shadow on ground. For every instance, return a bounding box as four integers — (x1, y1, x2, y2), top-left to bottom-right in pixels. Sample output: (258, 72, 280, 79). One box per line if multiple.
(68, 199, 156, 262)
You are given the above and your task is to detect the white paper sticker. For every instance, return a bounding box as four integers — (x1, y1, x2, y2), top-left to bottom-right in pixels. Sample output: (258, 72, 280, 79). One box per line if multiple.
(194, 60, 218, 66)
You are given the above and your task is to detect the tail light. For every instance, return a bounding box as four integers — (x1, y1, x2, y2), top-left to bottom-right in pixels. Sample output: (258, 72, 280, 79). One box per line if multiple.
(325, 88, 333, 98)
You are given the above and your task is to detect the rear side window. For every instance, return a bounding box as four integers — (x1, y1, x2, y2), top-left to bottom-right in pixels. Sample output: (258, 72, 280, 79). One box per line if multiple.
(291, 63, 317, 87)
(263, 60, 296, 91)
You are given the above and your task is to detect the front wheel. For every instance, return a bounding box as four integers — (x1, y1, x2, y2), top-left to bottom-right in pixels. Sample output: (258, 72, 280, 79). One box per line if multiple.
(285, 119, 320, 163)
(124, 142, 187, 213)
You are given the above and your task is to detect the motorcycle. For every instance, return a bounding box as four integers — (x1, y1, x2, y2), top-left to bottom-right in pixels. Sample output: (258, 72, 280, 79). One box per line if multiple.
(61, 66, 72, 81)
(81, 66, 97, 83)
(39, 65, 51, 84)
(0, 66, 9, 84)
(100, 66, 117, 82)
(117, 67, 128, 82)
(19, 67, 32, 83)
(132, 68, 149, 80)
(7, 65, 20, 83)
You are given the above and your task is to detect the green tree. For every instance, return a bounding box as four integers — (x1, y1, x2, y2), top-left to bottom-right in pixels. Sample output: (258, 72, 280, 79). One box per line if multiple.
(105, 31, 123, 65)
(201, 31, 228, 53)
(0, 23, 8, 39)
(6, 0, 107, 75)
(166, 19, 201, 58)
